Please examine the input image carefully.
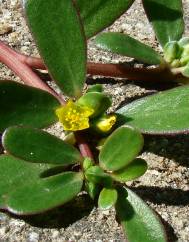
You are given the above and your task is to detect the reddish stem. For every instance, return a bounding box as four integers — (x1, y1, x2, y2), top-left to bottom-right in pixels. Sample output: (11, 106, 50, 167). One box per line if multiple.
(75, 132, 94, 160)
(87, 62, 177, 82)
(0, 41, 65, 103)
(2, 42, 177, 82)
(8, 47, 46, 70)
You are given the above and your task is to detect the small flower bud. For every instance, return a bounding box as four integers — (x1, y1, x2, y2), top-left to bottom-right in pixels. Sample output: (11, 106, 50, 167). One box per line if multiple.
(93, 114, 117, 133)
(164, 41, 181, 63)
(77, 92, 111, 118)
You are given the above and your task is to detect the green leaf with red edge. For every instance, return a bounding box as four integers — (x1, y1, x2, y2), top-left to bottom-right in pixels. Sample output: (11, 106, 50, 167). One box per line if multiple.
(95, 32, 163, 65)
(142, 0, 184, 47)
(116, 85, 189, 135)
(2, 126, 82, 165)
(112, 158, 148, 182)
(99, 126, 144, 171)
(76, 0, 135, 39)
(0, 155, 51, 208)
(115, 187, 167, 242)
(6, 171, 83, 215)
(0, 81, 59, 132)
(24, 0, 86, 97)
(98, 187, 118, 210)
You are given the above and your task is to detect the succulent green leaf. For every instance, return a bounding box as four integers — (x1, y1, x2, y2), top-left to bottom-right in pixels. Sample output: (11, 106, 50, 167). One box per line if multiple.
(116, 86, 189, 134)
(85, 166, 112, 185)
(95, 33, 162, 65)
(0, 155, 51, 208)
(163, 41, 182, 63)
(77, 0, 134, 39)
(98, 187, 118, 210)
(142, 0, 184, 47)
(99, 126, 144, 171)
(6, 171, 83, 215)
(112, 158, 147, 182)
(0, 81, 59, 132)
(77, 92, 111, 118)
(87, 84, 103, 93)
(3, 126, 82, 165)
(116, 187, 167, 242)
(85, 181, 100, 200)
(83, 158, 94, 171)
(24, 0, 86, 97)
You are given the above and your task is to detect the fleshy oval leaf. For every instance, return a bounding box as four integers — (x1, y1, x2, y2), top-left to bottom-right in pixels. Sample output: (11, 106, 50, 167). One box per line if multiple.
(95, 32, 162, 65)
(0, 81, 59, 132)
(77, 0, 134, 38)
(77, 92, 111, 118)
(2, 126, 82, 165)
(116, 187, 167, 242)
(98, 187, 118, 210)
(142, 0, 184, 47)
(6, 171, 83, 215)
(112, 158, 148, 182)
(99, 126, 144, 171)
(87, 84, 103, 93)
(0, 155, 51, 208)
(85, 181, 100, 200)
(116, 86, 189, 135)
(24, 0, 86, 97)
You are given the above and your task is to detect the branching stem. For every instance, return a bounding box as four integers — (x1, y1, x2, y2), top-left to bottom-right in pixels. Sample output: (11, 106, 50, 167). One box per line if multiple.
(0, 41, 65, 103)
(0, 41, 178, 82)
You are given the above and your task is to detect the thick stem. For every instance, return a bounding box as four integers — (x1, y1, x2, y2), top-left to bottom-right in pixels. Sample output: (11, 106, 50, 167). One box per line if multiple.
(87, 62, 177, 82)
(75, 132, 94, 160)
(0, 41, 178, 82)
(0, 41, 65, 103)
(9, 47, 46, 70)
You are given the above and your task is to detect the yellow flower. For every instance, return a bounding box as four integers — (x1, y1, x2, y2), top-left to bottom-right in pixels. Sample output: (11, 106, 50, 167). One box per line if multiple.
(55, 100, 94, 131)
(96, 114, 117, 133)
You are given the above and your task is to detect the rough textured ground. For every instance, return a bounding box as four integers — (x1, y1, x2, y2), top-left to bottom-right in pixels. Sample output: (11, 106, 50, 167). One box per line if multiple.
(0, 0, 189, 241)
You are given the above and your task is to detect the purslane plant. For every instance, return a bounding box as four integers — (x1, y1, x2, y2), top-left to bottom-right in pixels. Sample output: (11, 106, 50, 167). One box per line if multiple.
(0, 0, 188, 241)
(1, 0, 189, 135)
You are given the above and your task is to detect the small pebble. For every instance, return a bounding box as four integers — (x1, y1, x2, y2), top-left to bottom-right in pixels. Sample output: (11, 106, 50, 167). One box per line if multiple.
(0, 23, 12, 35)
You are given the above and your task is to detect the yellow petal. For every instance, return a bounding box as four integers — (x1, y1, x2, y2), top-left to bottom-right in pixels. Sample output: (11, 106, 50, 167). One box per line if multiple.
(55, 100, 94, 131)
(96, 115, 117, 133)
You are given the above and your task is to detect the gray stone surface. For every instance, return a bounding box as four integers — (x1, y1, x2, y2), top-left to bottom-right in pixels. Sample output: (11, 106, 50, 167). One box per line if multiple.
(0, 0, 189, 241)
